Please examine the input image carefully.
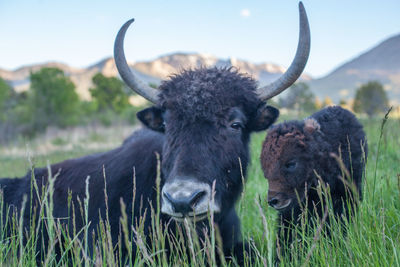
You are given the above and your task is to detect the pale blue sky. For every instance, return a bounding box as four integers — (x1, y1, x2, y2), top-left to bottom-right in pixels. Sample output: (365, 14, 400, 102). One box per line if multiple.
(0, 0, 399, 78)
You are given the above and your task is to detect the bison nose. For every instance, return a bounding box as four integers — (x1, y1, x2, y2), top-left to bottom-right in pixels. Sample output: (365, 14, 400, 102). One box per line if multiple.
(163, 190, 206, 215)
(268, 197, 279, 207)
(161, 179, 221, 219)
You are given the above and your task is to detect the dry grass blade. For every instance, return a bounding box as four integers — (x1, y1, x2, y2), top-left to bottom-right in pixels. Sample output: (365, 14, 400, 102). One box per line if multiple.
(330, 152, 360, 203)
(84, 175, 91, 267)
(239, 157, 246, 199)
(254, 197, 271, 267)
(132, 226, 155, 266)
(183, 218, 197, 265)
(43, 233, 59, 267)
(119, 199, 132, 263)
(18, 195, 27, 266)
(373, 106, 393, 202)
(255, 197, 269, 244)
(397, 173, 400, 197)
(75, 238, 90, 266)
(301, 205, 329, 267)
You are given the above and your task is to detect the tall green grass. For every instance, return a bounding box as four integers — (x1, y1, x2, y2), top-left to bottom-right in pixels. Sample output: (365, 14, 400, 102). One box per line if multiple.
(0, 113, 399, 266)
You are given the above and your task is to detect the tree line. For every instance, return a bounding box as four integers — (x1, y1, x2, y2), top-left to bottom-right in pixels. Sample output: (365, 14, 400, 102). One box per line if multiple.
(0, 67, 390, 142)
(276, 80, 389, 117)
(0, 67, 146, 142)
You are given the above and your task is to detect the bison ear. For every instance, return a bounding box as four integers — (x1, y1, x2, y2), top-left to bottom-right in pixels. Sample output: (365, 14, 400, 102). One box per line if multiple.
(303, 118, 321, 134)
(137, 106, 165, 132)
(249, 104, 279, 132)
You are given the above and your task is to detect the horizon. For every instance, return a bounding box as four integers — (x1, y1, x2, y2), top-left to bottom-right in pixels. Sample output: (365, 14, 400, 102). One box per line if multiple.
(1, 0, 400, 78)
(1, 34, 399, 79)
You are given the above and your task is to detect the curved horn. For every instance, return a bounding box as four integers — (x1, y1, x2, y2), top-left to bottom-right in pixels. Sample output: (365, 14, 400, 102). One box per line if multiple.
(114, 19, 159, 103)
(258, 2, 311, 101)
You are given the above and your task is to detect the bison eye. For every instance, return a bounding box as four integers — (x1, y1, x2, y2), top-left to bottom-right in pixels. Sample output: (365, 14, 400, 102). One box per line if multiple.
(285, 161, 297, 171)
(230, 122, 243, 130)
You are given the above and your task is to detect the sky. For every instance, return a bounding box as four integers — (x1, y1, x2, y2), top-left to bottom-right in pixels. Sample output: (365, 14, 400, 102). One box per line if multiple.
(0, 0, 399, 78)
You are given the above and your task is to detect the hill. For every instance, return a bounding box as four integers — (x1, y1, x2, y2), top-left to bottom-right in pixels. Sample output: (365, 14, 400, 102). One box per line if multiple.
(308, 34, 400, 104)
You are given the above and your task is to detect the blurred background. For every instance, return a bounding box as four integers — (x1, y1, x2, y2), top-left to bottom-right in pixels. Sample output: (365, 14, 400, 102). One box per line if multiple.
(0, 0, 399, 150)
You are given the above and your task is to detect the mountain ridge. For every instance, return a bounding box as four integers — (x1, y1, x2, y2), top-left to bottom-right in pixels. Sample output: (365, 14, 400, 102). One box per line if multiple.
(0, 53, 308, 100)
(2, 32, 400, 104)
(308, 34, 400, 104)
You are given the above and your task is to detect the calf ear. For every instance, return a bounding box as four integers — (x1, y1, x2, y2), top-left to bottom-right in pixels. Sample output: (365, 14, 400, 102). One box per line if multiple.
(303, 118, 320, 134)
(137, 106, 165, 132)
(249, 104, 279, 131)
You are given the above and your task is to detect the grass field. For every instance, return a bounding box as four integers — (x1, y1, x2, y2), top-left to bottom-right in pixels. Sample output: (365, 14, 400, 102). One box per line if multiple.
(0, 112, 399, 266)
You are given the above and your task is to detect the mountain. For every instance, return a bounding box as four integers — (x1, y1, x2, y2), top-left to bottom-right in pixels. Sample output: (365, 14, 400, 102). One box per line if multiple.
(0, 62, 92, 98)
(308, 34, 400, 104)
(133, 52, 296, 83)
(2, 33, 400, 104)
(0, 53, 309, 100)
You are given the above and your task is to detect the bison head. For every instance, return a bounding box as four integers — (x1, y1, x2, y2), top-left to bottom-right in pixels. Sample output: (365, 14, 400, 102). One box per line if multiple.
(261, 118, 323, 213)
(114, 2, 310, 222)
(142, 68, 280, 222)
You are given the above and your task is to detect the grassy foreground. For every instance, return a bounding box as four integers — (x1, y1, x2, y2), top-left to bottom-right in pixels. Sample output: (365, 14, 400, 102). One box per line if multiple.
(0, 113, 399, 266)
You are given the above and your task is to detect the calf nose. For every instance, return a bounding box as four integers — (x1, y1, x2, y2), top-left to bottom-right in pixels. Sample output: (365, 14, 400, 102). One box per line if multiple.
(267, 192, 292, 210)
(163, 190, 206, 215)
(268, 197, 279, 207)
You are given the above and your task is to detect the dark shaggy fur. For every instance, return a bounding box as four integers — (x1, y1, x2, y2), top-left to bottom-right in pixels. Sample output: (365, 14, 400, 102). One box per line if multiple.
(159, 67, 263, 122)
(0, 67, 279, 264)
(260, 106, 367, 258)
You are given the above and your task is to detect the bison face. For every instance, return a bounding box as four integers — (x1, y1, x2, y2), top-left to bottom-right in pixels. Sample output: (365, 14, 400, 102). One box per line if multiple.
(261, 122, 318, 213)
(138, 79, 279, 222)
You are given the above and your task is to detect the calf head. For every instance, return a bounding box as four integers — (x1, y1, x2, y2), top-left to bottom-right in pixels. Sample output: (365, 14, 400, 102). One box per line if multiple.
(261, 118, 322, 213)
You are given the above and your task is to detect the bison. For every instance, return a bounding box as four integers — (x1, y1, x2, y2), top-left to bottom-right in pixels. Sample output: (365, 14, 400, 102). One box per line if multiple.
(260, 106, 367, 259)
(0, 2, 310, 264)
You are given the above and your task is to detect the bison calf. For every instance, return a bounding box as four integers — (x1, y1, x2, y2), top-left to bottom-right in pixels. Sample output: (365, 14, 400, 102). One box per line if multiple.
(260, 106, 367, 257)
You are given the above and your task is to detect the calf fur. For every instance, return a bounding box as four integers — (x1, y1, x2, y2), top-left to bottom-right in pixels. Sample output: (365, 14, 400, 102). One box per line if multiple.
(260, 106, 367, 258)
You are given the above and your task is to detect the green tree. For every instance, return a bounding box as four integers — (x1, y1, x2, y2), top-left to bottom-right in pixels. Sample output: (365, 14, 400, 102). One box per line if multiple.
(28, 67, 81, 130)
(279, 82, 316, 114)
(353, 81, 389, 117)
(339, 98, 347, 107)
(0, 77, 12, 121)
(322, 96, 333, 107)
(90, 73, 130, 113)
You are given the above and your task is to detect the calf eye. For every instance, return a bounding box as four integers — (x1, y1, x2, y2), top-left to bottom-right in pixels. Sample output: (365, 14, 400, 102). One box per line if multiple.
(285, 161, 297, 171)
(230, 122, 243, 130)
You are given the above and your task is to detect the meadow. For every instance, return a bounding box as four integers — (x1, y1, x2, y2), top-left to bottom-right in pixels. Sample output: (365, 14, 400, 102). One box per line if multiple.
(0, 112, 399, 266)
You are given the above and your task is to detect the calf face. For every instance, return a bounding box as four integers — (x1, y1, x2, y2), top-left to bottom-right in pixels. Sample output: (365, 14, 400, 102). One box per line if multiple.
(260, 120, 320, 212)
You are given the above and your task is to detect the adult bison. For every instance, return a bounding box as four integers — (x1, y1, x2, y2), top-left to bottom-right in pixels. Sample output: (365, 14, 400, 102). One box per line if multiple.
(0, 2, 310, 264)
(260, 106, 367, 260)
